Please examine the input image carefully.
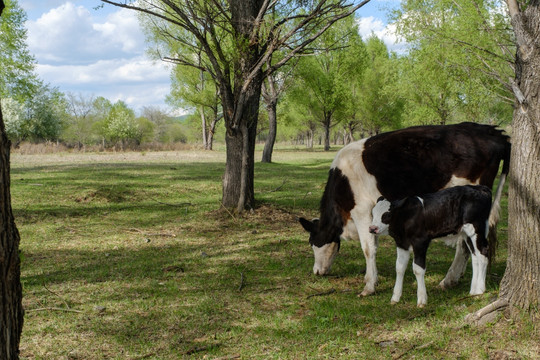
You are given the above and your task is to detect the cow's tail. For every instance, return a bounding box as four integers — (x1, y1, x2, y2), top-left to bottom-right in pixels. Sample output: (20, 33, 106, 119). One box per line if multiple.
(487, 142, 511, 264)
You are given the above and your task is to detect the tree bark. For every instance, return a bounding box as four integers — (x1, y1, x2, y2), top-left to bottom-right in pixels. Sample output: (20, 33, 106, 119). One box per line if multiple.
(498, 0, 540, 312)
(0, 3, 25, 354)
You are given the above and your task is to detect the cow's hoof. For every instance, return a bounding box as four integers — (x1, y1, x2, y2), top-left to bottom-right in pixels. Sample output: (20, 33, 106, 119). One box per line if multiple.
(358, 288, 375, 297)
(438, 279, 458, 290)
(390, 300, 398, 305)
(417, 303, 426, 308)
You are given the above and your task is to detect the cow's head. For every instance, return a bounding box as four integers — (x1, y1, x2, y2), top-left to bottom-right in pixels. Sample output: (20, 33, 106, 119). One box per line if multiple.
(369, 197, 392, 236)
(299, 217, 340, 275)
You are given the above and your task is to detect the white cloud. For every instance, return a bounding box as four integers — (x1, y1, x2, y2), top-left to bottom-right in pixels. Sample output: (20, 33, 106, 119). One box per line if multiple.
(357, 16, 408, 54)
(24, 1, 173, 112)
(26, 2, 146, 64)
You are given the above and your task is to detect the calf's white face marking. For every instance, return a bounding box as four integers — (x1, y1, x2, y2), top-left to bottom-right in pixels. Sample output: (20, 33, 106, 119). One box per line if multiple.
(369, 199, 391, 236)
(312, 242, 339, 275)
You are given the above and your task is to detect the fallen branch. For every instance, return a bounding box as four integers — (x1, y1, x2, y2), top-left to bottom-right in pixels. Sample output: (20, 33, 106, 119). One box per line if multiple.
(43, 283, 70, 309)
(238, 272, 245, 291)
(26, 307, 83, 313)
(149, 196, 192, 208)
(307, 288, 336, 299)
(220, 202, 238, 221)
(393, 340, 434, 360)
(127, 228, 176, 237)
(266, 179, 287, 193)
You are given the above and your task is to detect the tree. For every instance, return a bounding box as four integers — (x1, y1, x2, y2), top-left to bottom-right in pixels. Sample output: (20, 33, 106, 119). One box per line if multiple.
(24, 83, 68, 142)
(0, 3, 24, 360)
(140, 106, 172, 143)
(494, 0, 540, 316)
(104, 101, 139, 149)
(287, 14, 367, 150)
(63, 93, 97, 150)
(102, 0, 372, 212)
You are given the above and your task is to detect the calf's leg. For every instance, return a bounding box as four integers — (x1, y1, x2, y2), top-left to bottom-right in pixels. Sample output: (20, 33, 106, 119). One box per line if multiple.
(462, 223, 488, 295)
(391, 246, 411, 304)
(412, 246, 428, 308)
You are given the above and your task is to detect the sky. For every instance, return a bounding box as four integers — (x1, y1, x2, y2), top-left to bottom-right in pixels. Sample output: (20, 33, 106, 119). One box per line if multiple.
(19, 0, 402, 115)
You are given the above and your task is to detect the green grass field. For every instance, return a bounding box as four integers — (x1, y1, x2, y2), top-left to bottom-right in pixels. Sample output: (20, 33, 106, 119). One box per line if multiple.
(11, 148, 538, 359)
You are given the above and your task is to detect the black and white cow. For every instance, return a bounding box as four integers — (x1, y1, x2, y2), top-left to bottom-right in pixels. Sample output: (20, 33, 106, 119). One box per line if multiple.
(369, 185, 492, 307)
(299, 122, 510, 296)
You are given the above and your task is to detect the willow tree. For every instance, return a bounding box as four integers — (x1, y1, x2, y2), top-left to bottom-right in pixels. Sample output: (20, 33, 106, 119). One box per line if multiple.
(101, 0, 370, 212)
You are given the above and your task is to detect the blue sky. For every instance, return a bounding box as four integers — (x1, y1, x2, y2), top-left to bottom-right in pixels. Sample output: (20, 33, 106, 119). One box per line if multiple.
(19, 1, 401, 115)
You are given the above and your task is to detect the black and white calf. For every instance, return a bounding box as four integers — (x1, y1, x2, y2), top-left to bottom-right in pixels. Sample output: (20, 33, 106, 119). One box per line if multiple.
(369, 185, 492, 307)
(299, 122, 510, 296)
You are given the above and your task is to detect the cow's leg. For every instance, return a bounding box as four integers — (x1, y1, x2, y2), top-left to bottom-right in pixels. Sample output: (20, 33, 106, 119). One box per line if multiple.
(439, 233, 470, 289)
(353, 212, 378, 296)
(412, 245, 428, 308)
(391, 246, 411, 304)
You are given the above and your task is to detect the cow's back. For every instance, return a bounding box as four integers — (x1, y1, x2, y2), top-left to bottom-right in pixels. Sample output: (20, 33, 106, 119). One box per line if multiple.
(361, 123, 509, 201)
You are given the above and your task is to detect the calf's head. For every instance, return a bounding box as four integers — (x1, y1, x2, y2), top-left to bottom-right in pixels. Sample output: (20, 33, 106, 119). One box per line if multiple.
(299, 217, 340, 275)
(369, 197, 392, 235)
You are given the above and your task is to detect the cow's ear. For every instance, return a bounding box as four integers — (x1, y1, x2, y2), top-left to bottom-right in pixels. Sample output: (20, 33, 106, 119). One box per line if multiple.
(299, 217, 316, 233)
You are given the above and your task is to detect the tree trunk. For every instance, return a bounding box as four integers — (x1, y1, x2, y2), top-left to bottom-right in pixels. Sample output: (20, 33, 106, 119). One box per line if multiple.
(498, 2, 540, 312)
(0, 71, 24, 359)
(200, 105, 208, 150)
(261, 99, 277, 163)
(323, 114, 331, 151)
(221, 76, 262, 211)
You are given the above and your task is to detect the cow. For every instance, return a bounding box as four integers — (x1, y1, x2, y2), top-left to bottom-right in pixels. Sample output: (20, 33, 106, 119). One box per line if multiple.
(299, 122, 510, 296)
(369, 185, 492, 307)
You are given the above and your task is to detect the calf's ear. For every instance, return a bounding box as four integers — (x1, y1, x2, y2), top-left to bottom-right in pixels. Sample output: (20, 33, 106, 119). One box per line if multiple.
(299, 217, 316, 233)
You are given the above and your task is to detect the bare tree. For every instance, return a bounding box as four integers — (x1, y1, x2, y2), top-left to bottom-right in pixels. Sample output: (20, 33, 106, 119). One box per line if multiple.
(101, 0, 370, 212)
(0, 3, 24, 359)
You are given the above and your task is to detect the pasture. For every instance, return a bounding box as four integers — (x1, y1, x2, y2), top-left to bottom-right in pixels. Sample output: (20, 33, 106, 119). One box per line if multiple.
(11, 148, 537, 359)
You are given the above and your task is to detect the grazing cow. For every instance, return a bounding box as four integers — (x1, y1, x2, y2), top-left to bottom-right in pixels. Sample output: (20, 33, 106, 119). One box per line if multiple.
(369, 185, 492, 307)
(299, 122, 510, 296)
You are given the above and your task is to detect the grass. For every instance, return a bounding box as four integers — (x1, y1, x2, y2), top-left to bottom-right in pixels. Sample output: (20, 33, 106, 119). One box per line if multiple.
(11, 147, 538, 359)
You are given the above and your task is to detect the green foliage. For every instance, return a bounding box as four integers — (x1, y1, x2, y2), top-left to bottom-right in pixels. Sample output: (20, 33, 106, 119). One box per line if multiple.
(392, 0, 514, 125)
(3, 83, 68, 143)
(0, 0, 38, 100)
(354, 37, 404, 133)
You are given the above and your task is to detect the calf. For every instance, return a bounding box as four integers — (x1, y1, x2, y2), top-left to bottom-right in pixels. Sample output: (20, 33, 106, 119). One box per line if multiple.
(369, 185, 492, 307)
